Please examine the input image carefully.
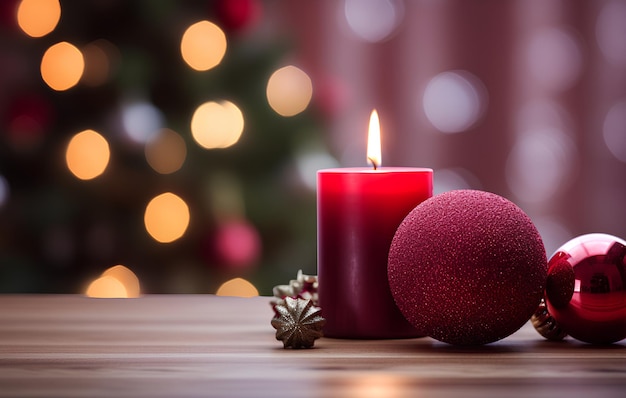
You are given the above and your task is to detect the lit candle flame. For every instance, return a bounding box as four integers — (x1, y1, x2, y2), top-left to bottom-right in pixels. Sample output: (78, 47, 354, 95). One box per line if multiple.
(367, 109, 382, 169)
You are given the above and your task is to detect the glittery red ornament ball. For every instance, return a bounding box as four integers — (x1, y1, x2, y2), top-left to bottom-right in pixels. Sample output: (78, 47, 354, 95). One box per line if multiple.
(544, 233, 626, 344)
(388, 190, 547, 345)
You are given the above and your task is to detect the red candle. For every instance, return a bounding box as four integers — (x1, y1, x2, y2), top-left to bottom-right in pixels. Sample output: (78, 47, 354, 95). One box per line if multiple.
(317, 110, 433, 338)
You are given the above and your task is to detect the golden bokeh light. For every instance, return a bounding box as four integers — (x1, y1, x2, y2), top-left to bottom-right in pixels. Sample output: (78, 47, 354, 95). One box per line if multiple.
(191, 100, 244, 149)
(81, 39, 119, 87)
(180, 20, 227, 71)
(266, 65, 313, 117)
(65, 129, 110, 180)
(102, 265, 141, 298)
(85, 275, 128, 298)
(145, 128, 187, 174)
(144, 192, 190, 243)
(17, 0, 61, 38)
(216, 278, 259, 297)
(41, 41, 84, 91)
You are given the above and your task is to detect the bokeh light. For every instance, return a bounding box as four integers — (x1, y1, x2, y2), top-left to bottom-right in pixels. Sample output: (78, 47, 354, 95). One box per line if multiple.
(525, 27, 583, 92)
(145, 128, 187, 174)
(40, 42, 84, 91)
(344, 0, 404, 43)
(85, 275, 127, 298)
(121, 100, 163, 144)
(180, 20, 227, 71)
(65, 129, 110, 180)
(603, 100, 626, 163)
(17, 0, 61, 38)
(422, 70, 488, 133)
(506, 127, 577, 204)
(596, 0, 626, 66)
(266, 65, 313, 117)
(144, 192, 190, 243)
(215, 277, 259, 297)
(191, 100, 244, 149)
(102, 265, 140, 298)
(81, 39, 119, 87)
(295, 147, 339, 191)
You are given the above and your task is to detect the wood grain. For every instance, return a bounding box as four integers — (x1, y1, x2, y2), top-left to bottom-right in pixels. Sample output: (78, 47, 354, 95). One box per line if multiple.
(0, 295, 624, 397)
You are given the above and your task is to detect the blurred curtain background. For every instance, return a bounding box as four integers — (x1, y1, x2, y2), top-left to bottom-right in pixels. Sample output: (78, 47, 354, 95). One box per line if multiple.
(0, 0, 625, 295)
(278, 0, 626, 254)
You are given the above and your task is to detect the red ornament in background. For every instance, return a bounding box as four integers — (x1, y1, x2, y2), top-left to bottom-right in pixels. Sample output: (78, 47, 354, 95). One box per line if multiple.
(213, 219, 261, 269)
(214, 0, 261, 33)
(4, 94, 53, 152)
(388, 190, 548, 345)
(543, 233, 626, 344)
(313, 76, 350, 119)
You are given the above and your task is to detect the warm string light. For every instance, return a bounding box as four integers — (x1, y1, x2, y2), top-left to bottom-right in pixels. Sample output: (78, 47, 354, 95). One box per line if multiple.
(191, 100, 244, 149)
(266, 65, 313, 117)
(85, 265, 141, 298)
(216, 278, 259, 297)
(65, 129, 110, 180)
(40, 42, 84, 91)
(86, 276, 126, 298)
(17, 0, 61, 38)
(144, 192, 190, 243)
(180, 20, 227, 71)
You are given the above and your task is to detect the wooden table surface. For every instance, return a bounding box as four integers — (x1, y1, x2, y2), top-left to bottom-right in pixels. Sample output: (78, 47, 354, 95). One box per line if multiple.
(0, 295, 624, 397)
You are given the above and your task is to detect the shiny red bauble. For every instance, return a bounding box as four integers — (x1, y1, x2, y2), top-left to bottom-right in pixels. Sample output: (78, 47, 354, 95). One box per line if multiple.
(544, 233, 626, 344)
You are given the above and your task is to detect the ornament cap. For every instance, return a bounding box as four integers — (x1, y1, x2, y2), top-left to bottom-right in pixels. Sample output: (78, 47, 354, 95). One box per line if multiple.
(531, 298, 568, 341)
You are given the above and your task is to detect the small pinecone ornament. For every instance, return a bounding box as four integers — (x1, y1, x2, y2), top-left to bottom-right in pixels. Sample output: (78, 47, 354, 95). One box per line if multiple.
(270, 270, 319, 316)
(271, 297, 325, 349)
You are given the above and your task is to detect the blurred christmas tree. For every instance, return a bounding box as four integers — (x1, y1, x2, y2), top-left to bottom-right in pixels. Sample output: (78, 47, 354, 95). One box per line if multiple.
(0, 0, 331, 294)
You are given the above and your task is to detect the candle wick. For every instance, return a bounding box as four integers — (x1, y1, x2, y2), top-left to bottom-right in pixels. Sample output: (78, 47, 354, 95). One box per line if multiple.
(368, 157, 378, 170)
